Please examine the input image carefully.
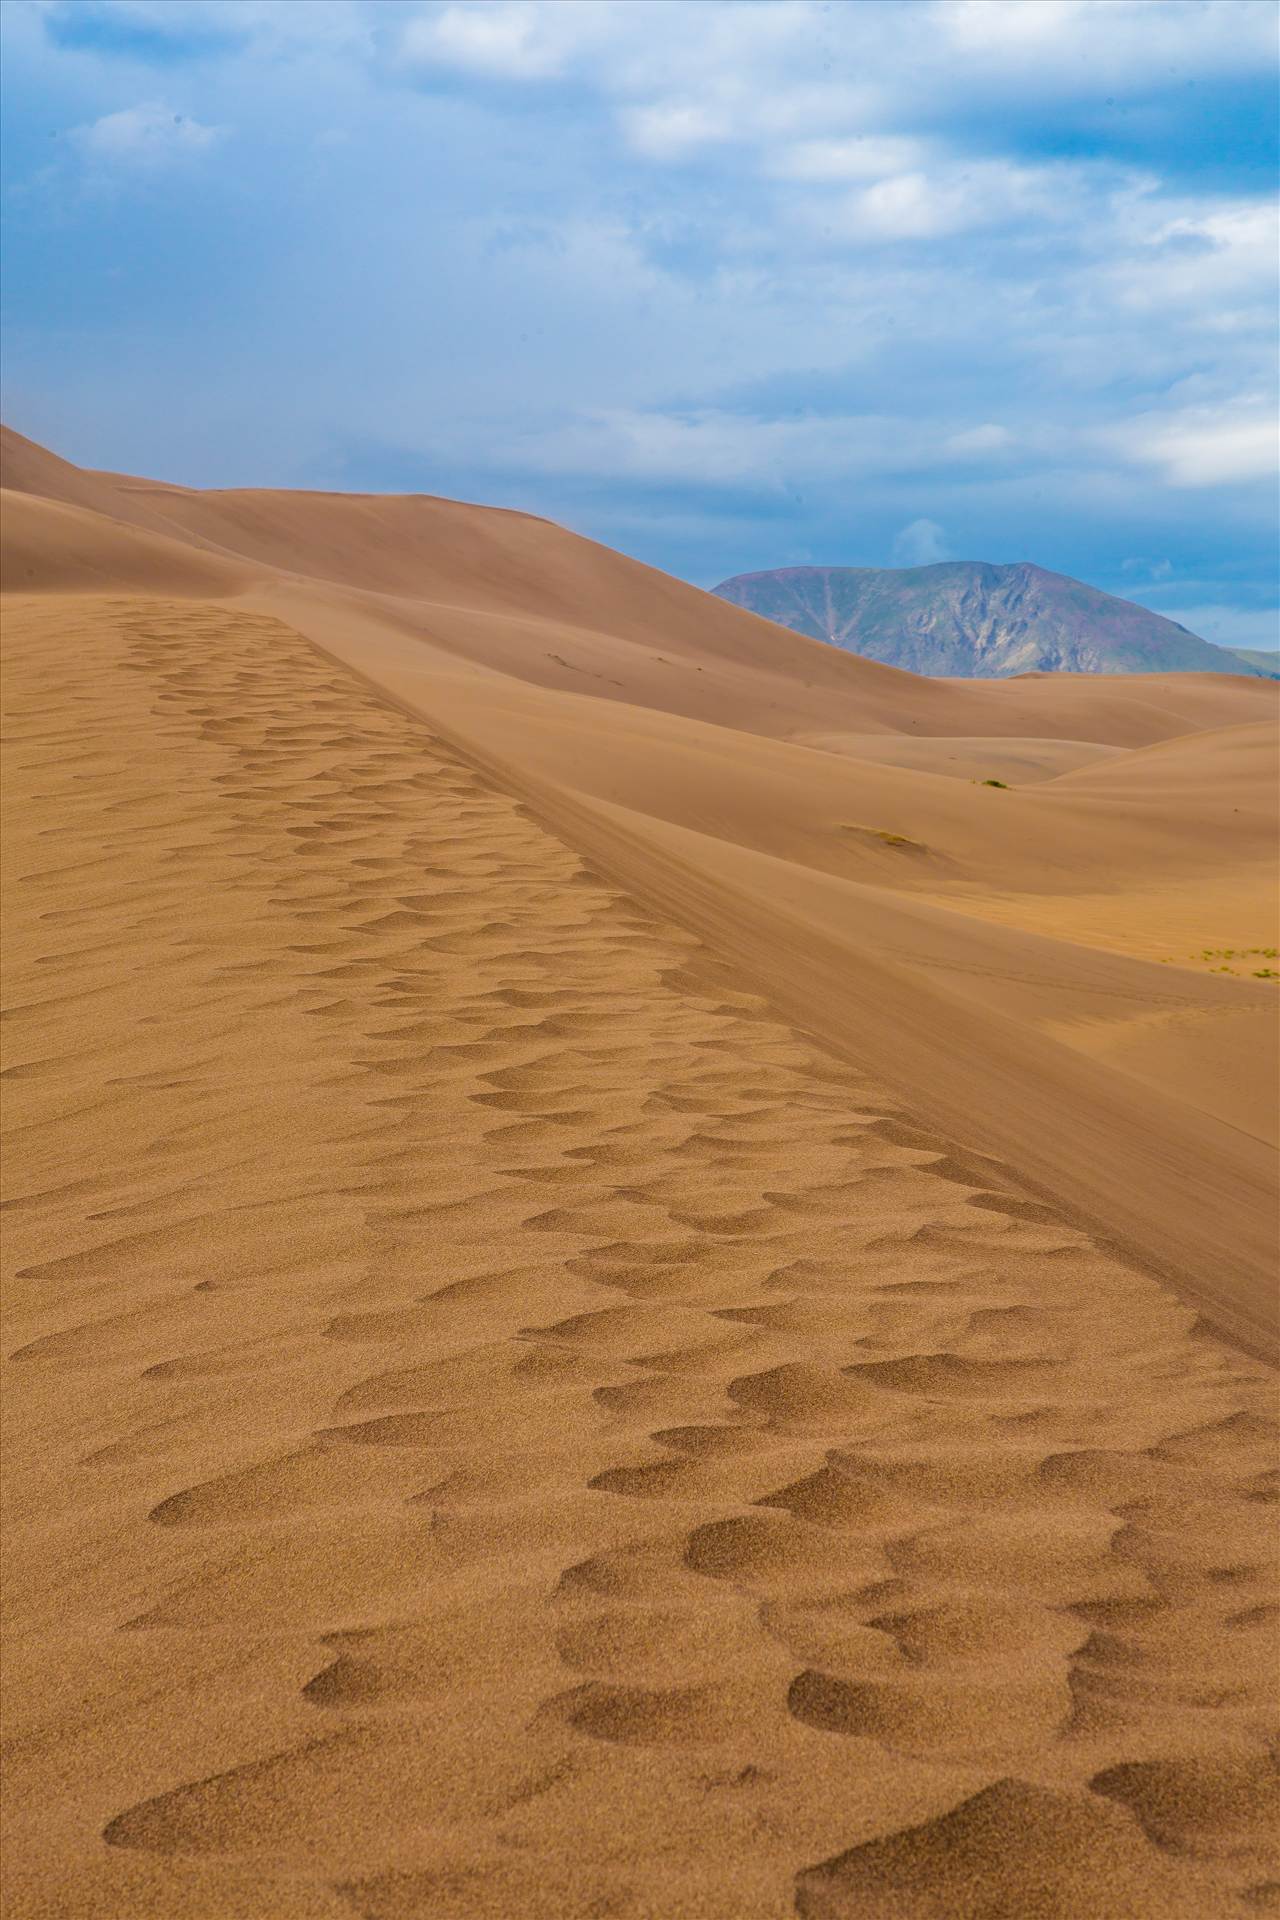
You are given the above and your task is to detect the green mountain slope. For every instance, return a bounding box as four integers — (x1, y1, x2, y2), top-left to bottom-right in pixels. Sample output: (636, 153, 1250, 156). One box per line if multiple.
(1224, 646, 1280, 679)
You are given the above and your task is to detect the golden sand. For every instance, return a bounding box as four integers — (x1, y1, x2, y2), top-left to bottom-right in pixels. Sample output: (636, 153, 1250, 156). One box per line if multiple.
(2, 432, 1278, 1917)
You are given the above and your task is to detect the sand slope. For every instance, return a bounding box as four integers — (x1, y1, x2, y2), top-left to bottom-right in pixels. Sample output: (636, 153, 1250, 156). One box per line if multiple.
(2, 433, 1278, 1917)
(9, 429, 1274, 1346)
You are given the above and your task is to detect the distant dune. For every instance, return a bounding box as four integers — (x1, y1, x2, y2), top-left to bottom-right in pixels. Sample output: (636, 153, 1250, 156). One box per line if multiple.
(713, 559, 1269, 677)
(3, 425, 1277, 1919)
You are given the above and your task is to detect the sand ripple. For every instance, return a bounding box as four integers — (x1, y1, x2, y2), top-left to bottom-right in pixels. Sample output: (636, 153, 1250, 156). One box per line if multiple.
(3, 596, 1276, 1917)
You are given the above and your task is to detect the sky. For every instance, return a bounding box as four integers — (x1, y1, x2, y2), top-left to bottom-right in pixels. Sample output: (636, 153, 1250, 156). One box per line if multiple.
(2, 0, 1277, 648)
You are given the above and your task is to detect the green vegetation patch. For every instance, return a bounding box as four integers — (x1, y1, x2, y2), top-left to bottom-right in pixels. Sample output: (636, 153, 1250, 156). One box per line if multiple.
(1171, 946, 1280, 978)
(841, 824, 928, 853)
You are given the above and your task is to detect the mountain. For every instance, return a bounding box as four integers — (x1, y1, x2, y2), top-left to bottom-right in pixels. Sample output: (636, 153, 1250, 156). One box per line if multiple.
(711, 560, 1267, 678)
(1223, 646, 1280, 679)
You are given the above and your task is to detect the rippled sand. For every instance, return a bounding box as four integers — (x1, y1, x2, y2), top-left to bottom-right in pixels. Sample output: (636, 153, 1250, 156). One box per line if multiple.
(3, 430, 1277, 1917)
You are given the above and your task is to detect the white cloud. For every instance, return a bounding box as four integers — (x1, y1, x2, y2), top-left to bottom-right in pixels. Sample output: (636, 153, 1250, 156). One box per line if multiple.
(400, 4, 555, 78)
(492, 406, 1031, 490)
(1112, 400, 1279, 488)
(395, 0, 613, 80)
(390, 0, 1275, 105)
(622, 100, 734, 160)
(504, 407, 844, 488)
(1107, 196, 1279, 330)
(769, 136, 925, 183)
(935, 0, 1277, 88)
(830, 158, 1069, 242)
(943, 423, 1014, 458)
(389, 0, 1274, 175)
(892, 517, 950, 565)
(71, 101, 222, 165)
(939, 0, 1090, 52)
(851, 171, 964, 241)
(1154, 606, 1279, 652)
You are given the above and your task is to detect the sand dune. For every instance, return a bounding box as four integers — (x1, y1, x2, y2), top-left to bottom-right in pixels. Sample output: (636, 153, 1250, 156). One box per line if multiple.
(1, 487, 251, 597)
(2, 431, 1277, 1917)
(3, 425, 1268, 745)
(260, 609, 1275, 1354)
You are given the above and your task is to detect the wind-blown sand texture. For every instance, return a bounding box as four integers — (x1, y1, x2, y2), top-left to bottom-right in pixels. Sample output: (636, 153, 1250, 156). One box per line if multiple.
(2, 431, 1278, 1918)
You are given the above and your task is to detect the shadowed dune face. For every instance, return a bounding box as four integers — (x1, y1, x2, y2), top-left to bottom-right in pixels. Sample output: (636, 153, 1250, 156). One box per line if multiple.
(2, 434, 1278, 1918)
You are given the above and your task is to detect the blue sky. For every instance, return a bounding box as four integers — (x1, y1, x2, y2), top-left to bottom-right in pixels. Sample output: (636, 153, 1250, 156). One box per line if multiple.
(2, 0, 1277, 646)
